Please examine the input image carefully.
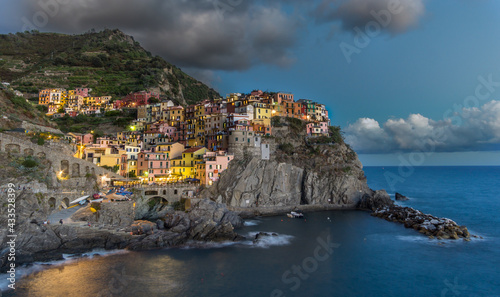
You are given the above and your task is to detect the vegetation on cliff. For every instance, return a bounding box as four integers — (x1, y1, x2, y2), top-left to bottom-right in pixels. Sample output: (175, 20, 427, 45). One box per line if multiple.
(0, 89, 54, 130)
(0, 29, 220, 104)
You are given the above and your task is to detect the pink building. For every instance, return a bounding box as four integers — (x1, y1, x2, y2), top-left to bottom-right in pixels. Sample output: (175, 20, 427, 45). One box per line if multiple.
(205, 103, 221, 115)
(75, 88, 90, 97)
(158, 123, 177, 137)
(196, 151, 234, 186)
(138, 151, 170, 183)
(82, 133, 94, 144)
(306, 122, 329, 136)
(115, 91, 160, 109)
(70, 133, 94, 144)
(251, 90, 264, 97)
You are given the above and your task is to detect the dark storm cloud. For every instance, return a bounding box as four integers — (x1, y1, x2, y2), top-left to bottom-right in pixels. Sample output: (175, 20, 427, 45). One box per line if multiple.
(19, 0, 301, 71)
(312, 0, 425, 34)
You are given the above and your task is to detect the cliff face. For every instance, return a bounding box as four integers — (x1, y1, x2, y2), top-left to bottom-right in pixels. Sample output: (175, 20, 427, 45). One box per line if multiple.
(205, 124, 376, 212)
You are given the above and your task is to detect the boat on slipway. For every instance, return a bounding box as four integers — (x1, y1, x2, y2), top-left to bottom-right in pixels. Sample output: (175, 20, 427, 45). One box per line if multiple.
(287, 211, 304, 218)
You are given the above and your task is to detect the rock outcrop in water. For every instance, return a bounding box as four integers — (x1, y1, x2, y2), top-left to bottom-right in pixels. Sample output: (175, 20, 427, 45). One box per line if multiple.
(373, 206, 472, 240)
(395, 192, 409, 201)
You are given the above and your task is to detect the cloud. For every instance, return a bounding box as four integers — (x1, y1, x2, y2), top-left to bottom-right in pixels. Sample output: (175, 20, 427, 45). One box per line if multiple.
(312, 0, 426, 34)
(345, 100, 500, 153)
(19, 0, 302, 71)
(182, 68, 221, 88)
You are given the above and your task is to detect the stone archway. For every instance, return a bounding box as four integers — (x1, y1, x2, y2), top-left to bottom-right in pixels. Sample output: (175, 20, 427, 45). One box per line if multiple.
(61, 198, 70, 209)
(85, 166, 90, 175)
(147, 196, 169, 211)
(60, 160, 69, 177)
(48, 197, 57, 209)
(24, 148, 34, 156)
(71, 163, 80, 177)
(5, 144, 20, 154)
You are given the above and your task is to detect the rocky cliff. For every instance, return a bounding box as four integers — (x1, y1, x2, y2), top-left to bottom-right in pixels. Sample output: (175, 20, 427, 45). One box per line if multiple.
(205, 123, 382, 214)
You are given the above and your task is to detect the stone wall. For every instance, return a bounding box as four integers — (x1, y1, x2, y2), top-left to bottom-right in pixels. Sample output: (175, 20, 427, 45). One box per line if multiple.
(0, 133, 122, 180)
(22, 121, 63, 135)
(137, 184, 198, 203)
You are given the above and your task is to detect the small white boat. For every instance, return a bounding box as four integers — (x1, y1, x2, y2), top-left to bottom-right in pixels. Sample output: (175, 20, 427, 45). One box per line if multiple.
(287, 211, 304, 218)
(70, 195, 90, 204)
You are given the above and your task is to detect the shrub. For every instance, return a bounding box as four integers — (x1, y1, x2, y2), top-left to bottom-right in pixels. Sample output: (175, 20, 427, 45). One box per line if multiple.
(10, 96, 32, 110)
(329, 126, 345, 144)
(36, 105, 48, 113)
(22, 159, 38, 168)
(285, 117, 304, 132)
(171, 201, 185, 211)
(308, 136, 333, 144)
(278, 142, 294, 154)
(271, 116, 283, 127)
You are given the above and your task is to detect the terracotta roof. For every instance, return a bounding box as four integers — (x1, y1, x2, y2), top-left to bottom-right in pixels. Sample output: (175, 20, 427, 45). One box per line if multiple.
(183, 146, 206, 153)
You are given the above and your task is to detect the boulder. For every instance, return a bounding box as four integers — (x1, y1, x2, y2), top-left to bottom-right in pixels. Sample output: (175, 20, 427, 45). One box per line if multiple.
(130, 220, 157, 235)
(395, 192, 409, 201)
(358, 190, 394, 211)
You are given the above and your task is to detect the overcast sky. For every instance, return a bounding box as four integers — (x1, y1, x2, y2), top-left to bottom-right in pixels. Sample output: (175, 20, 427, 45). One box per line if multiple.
(1, 0, 500, 165)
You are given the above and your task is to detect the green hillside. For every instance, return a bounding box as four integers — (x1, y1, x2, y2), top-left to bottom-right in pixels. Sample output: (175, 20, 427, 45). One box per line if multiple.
(0, 29, 219, 105)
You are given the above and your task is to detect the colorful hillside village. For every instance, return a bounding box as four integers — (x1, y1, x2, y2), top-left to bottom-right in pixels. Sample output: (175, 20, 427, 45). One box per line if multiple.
(38, 87, 159, 116)
(41, 89, 331, 186)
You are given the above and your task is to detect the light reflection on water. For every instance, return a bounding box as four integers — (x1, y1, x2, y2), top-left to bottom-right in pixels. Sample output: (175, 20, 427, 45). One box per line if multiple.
(6, 252, 186, 297)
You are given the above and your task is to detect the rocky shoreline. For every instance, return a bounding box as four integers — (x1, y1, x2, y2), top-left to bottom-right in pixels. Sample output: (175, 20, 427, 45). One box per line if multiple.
(1, 194, 477, 273)
(0, 199, 245, 271)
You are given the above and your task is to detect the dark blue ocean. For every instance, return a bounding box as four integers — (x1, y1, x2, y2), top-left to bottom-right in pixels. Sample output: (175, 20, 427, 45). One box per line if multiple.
(3, 166, 500, 297)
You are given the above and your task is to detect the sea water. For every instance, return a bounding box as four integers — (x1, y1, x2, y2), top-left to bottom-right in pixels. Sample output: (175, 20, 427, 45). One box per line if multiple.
(3, 166, 500, 296)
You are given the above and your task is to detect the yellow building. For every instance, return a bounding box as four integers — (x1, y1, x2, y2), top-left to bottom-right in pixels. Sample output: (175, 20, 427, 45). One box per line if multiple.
(167, 106, 185, 126)
(254, 103, 271, 120)
(156, 142, 185, 159)
(85, 97, 97, 105)
(127, 159, 138, 176)
(270, 103, 283, 117)
(38, 88, 65, 105)
(170, 147, 208, 179)
(100, 154, 121, 168)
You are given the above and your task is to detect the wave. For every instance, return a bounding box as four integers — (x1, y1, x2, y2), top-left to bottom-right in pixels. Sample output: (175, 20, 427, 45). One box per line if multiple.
(396, 235, 486, 246)
(243, 220, 261, 226)
(0, 249, 129, 293)
(242, 231, 294, 248)
(180, 241, 240, 250)
(62, 248, 129, 260)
